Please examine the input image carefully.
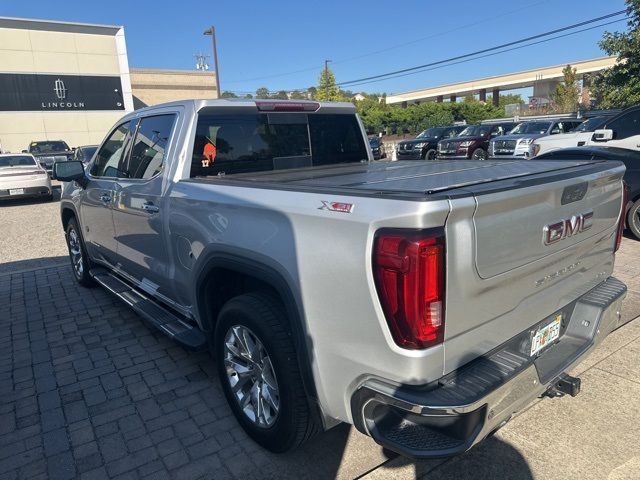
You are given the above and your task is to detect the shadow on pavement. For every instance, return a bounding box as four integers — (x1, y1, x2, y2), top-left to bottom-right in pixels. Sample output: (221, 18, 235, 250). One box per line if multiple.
(0, 255, 68, 275)
(380, 436, 534, 480)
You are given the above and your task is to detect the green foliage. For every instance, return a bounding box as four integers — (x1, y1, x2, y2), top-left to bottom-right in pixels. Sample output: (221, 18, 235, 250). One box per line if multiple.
(492, 93, 524, 108)
(316, 67, 342, 101)
(272, 90, 289, 100)
(592, 0, 640, 108)
(289, 91, 307, 100)
(553, 65, 579, 113)
(354, 97, 505, 135)
(220, 91, 238, 99)
(255, 87, 270, 99)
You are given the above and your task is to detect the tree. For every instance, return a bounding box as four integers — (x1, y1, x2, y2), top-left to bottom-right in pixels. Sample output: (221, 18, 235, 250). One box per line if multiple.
(244, 93, 253, 99)
(220, 91, 238, 99)
(272, 90, 289, 100)
(307, 86, 317, 100)
(316, 67, 341, 101)
(255, 87, 270, 99)
(592, 0, 640, 108)
(553, 65, 579, 113)
(289, 91, 307, 100)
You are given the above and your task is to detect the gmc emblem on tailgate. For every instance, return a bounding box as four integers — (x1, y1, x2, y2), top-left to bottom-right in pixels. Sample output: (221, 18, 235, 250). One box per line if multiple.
(543, 211, 593, 245)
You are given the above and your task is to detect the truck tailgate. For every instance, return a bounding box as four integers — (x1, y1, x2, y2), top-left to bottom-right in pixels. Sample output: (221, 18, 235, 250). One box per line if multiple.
(443, 160, 625, 375)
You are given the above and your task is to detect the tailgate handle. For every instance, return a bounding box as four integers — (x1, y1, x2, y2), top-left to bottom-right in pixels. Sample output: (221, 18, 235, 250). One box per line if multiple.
(561, 182, 588, 205)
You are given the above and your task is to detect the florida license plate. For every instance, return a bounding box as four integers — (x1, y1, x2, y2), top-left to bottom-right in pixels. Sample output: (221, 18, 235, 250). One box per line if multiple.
(530, 314, 562, 356)
(9, 188, 24, 195)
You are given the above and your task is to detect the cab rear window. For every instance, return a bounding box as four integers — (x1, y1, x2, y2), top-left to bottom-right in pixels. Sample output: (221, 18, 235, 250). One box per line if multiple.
(190, 113, 367, 177)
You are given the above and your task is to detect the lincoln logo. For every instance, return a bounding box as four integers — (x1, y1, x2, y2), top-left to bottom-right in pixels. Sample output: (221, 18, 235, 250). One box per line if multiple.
(54, 78, 67, 100)
(543, 211, 594, 245)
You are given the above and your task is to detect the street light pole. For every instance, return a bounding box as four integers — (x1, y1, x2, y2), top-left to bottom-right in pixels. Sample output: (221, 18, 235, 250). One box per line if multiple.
(203, 26, 221, 98)
(324, 59, 331, 99)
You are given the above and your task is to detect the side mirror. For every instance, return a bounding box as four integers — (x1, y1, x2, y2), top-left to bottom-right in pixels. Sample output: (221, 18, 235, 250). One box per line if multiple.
(592, 129, 614, 142)
(550, 128, 560, 135)
(53, 160, 86, 187)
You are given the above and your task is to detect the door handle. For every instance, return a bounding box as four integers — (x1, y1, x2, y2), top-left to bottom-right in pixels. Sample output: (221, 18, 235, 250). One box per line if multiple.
(142, 202, 160, 213)
(99, 193, 111, 203)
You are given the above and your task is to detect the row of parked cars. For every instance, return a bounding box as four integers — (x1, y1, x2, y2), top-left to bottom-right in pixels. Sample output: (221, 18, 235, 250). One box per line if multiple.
(0, 140, 97, 202)
(395, 106, 640, 161)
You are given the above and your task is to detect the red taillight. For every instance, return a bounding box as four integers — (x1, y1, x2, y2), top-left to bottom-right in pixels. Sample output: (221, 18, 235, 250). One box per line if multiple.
(373, 229, 445, 350)
(255, 101, 320, 112)
(615, 181, 628, 252)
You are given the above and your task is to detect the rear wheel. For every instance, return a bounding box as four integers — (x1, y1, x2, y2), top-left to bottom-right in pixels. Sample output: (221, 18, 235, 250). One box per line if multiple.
(472, 148, 488, 160)
(626, 198, 640, 240)
(425, 149, 437, 160)
(65, 218, 95, 287)
(215, 292, 319, 452)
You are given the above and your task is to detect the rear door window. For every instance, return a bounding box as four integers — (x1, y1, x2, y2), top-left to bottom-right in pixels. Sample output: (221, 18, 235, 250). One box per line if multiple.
(190, 112, 367, 177)
(127, 114, 177, 179)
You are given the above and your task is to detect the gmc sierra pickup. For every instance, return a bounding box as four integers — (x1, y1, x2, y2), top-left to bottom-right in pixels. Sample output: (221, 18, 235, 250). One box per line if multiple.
(55, 99, 629, 459)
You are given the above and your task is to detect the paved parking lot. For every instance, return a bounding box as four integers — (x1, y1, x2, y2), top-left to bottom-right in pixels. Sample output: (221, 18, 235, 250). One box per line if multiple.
(1, 191, 640, 480)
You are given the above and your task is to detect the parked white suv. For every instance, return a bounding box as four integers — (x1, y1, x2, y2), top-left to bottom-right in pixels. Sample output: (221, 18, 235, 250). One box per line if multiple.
(585, 106, 640, 151)
(530, 116, 610, 157)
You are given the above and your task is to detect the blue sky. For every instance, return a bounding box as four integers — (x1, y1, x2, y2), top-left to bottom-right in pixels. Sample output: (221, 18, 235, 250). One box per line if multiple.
(3, 0, 629, 96)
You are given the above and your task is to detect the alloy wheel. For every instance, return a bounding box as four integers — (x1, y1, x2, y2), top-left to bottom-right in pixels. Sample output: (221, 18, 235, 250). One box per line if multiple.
(68, 228, 84, 278)
(223, 325, 280, 428)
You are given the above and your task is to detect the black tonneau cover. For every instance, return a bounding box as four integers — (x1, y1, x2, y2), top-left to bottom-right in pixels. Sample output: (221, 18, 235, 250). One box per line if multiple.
(189, 159, 615, 199)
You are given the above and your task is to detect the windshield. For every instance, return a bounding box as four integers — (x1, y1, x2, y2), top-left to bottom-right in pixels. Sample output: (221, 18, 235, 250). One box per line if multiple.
(417, 127, 444, 139)
(0, 155, 37, 167)
(572, 117, 608, 132)
(368, 138, 380, 147)
(458, 125, 491, 137)
(29, 141, 70, 154)
(509, 122, 552, 135)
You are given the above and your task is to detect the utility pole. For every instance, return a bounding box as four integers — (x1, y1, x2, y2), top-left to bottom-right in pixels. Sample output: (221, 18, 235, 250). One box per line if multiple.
(203, 26, 221, 98)
(324, 59, 332, 99)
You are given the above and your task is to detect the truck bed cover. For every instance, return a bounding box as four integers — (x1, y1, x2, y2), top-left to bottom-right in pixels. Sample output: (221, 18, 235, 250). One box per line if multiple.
(190, 159, 615, 199)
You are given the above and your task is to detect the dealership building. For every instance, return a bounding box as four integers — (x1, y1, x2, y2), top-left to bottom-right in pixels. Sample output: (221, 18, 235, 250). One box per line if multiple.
(0, 17, 218, 153)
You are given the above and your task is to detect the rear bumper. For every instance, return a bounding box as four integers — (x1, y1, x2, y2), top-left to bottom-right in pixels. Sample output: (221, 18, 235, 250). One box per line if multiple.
(350, 276, 627, 459)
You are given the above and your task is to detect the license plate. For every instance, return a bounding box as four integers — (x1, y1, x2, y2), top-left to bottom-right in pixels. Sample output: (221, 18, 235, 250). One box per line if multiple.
(530, 314, 562, 356)
(9, 188, 24, 195)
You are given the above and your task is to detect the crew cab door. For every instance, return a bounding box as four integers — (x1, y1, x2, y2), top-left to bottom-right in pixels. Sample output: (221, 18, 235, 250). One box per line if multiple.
(111, 113, 178, 300)
(81, 120, 134, 265)
(588, 109, 640, 150)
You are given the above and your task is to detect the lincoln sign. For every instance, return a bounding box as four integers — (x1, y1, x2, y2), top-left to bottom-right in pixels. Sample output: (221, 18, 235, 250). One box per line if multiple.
(0, 73, 125, 111)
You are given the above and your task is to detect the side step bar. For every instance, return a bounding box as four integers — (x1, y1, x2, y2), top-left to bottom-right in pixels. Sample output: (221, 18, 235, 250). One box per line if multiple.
(91, 268, 207, 351)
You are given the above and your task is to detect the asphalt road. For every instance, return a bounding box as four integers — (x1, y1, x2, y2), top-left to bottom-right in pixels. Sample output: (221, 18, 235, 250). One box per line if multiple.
(0, 190, 639, 479)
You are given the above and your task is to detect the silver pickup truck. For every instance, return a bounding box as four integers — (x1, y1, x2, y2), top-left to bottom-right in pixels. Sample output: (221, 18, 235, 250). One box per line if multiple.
(55, 99, 629, 459)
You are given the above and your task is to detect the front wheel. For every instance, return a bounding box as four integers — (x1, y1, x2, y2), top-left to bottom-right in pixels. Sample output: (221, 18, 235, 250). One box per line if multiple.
(425, 149, 437, 160)
(215, 292, 320, 452)
(471, 148, 488, 160)
(65, 218, 95, 287)
(626, 198, 640, 240)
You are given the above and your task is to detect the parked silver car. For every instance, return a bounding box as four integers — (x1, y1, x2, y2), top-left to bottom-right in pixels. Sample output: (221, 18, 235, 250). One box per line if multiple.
(489, 119, 582, 158)
(0, 153, 52, 201)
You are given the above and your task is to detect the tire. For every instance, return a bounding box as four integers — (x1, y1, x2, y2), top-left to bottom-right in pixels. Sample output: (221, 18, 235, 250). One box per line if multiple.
(626, 198, 640, 240)
(215, 292, 320, 452)
(65, 218, 95, 287)
(471, 148, 488, 160)
(425, 149, 437, 160)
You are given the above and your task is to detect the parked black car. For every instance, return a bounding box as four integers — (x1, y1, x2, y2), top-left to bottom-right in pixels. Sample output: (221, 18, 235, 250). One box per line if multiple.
(23, 140, 74, 176)
(536, 146, 640, 239)
(396, 125, 465, 160)
(368, 137, 386, 160)
(437, 122, 517, 160)
(72, 145, 99, 165)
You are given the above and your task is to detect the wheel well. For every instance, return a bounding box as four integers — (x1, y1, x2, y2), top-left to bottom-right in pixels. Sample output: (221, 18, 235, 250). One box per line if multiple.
(198, 267, 282, 334)
(61, 208, 76, 231)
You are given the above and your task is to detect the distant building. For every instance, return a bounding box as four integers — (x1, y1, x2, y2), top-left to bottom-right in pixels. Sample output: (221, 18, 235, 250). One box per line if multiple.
(0, 16, 218, 153)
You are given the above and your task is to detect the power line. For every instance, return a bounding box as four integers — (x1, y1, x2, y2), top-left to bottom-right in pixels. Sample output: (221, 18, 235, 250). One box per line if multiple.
(336, 9, 627, 88)
(341, 17, 627, 89)
(222, 0, 550, 85)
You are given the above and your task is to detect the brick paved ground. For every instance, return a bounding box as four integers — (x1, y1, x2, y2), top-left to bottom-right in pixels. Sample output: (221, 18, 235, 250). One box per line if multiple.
(1, 196, 639, 480)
